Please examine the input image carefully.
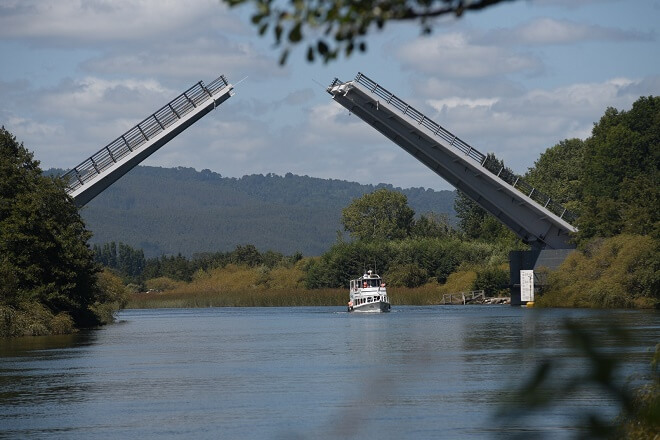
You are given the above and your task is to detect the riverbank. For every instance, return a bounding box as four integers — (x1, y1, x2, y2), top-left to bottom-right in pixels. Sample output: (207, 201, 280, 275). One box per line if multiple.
(126, 284, 477, 309)
(0, 302, 75, 337)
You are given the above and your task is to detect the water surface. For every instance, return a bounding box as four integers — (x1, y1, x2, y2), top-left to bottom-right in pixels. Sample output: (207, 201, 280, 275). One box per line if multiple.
(1, 306, 657, 439)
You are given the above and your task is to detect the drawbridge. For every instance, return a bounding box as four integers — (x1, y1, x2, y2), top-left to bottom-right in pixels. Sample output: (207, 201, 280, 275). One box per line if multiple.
(63, 75, 234, 207)
(327, 73, 577, 250)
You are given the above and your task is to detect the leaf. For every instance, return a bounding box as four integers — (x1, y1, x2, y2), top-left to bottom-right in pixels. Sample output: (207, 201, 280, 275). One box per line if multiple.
(317, 40, 328, 55)
(288, 22, 302, 42)
(278, 49, 290, 65)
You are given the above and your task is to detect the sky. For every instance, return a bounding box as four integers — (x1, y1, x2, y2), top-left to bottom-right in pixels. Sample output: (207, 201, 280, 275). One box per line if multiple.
(1, 0, 659, 192)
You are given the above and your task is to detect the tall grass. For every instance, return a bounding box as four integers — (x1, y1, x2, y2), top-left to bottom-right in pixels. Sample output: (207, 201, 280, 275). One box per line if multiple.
(126, 262, 507, 309)
(537, 234, 658, 308)
(128, 288, 346, 308)
(127, 286, 456, 308)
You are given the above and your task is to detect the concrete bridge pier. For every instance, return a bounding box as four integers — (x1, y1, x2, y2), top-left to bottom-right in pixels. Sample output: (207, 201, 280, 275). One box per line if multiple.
(509, 248, 576, 306)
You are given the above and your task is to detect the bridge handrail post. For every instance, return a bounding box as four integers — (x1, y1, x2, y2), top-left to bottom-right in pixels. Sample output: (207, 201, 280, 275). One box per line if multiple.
(121, 135, 133, 152)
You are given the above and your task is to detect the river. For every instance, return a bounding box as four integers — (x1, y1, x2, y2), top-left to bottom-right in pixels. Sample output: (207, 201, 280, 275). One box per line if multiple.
(1, 306, 657, 439)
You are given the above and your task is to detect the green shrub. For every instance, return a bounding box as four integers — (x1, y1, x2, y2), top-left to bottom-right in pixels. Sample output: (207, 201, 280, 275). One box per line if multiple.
(538, 234, 659, 308)
(0, 302, 75, 337)
(386, 264, 428, 288)
(472, 265, 509, 297)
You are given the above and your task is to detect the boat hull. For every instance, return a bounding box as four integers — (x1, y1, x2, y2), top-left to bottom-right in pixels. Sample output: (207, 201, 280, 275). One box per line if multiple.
(349, 301, 391, 313)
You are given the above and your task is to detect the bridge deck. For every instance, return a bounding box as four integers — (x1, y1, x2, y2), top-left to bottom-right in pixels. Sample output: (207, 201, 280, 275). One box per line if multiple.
(64, 75, 233, 207)
(328, 73, 577, 249)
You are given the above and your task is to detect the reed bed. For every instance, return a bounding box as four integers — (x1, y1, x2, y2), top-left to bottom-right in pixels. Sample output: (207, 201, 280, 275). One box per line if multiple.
(388, 285, 447, 305)
(127, 263, 483, 309)
(127, 288, 347, 309)
(127, 286, 455, 309)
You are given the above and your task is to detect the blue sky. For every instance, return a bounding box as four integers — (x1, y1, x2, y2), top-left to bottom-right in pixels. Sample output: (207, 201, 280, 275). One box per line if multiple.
(1, 0, 658, 191)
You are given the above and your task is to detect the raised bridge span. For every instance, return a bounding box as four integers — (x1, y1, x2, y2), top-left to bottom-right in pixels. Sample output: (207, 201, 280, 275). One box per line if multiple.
(63, 75, 234, 207)
(327, 72, 577, 251)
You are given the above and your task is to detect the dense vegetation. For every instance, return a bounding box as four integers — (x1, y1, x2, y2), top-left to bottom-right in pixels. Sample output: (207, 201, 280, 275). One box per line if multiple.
(524, 96, 659, 308)
(93, 241, 302, 286)
(94, 97, 658, 310)
(103, 186, 512, 302)
(536, 234, 657, 309)
(68, 165, 456, 257)
(0, 127, 129, 337)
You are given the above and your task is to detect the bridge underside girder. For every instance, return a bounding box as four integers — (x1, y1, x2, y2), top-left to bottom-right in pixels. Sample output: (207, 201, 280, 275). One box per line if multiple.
(329, 80, 576, 250)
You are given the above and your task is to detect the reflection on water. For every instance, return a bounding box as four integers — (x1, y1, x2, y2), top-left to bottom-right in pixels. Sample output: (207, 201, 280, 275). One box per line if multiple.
(0, 306, 657, 439)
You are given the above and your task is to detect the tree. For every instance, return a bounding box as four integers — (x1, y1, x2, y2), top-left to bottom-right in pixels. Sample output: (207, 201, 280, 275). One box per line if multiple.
(454, 153, 517, 243)
(577, 96, 660, 243)
(222, 0, 519, 64)
(472, 265, 509, 296)
(231, 244, 264, 267)
(0, 127, 104, 327)
(411, 212, 452, 238)
(524, 138, 584, 215)
(341, 188, 414, 241)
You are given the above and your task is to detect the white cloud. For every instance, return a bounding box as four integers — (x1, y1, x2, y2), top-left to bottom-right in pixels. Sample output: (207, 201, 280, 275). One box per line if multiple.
(0, 0, 242, 44)
(0, 0, 280, 83)
(482, 18, 652, 45)
(428, 97, 499, 110)
(37, 77, 171, 122)
(422, 77, 651, 173)
(396, 32, 543, 78)
(81, 37, 284, 81)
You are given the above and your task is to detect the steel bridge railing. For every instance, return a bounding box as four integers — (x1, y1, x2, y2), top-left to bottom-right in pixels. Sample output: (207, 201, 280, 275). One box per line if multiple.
(63, 75, 231, 194)
(329, 73, 577, 225)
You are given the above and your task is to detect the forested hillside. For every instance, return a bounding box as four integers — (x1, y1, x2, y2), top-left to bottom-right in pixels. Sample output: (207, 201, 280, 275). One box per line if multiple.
(61, 166, 455, 257)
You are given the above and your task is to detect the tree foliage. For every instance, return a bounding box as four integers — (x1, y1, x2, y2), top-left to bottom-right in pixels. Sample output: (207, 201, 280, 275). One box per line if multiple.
(472, 264, 509, 296)
(524, 138, 584, 215)
(303, 237, 501, 288)
(76, 166, 456, 258)
(93, 241, 303, 286)
(0, 127, 105, 328)
(222, 0, 518, 64)
(537, 234, 659, 308)
(454, 153, 519, 245)
(576, 96, 659, 243)
(341, 188, 415, 241)
(93, 241, 146, 281)
(411, 212, 452, 239)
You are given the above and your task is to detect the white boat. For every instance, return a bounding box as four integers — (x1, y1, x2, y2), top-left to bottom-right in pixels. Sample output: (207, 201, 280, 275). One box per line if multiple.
(347, 270, 391, 313)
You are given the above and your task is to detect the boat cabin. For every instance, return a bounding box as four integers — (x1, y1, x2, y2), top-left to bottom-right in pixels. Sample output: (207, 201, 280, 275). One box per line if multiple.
(350, 270, 385, 291)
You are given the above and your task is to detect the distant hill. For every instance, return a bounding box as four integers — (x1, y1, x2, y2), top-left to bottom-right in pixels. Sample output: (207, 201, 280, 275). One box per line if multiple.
(58, 166, 455, 257)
